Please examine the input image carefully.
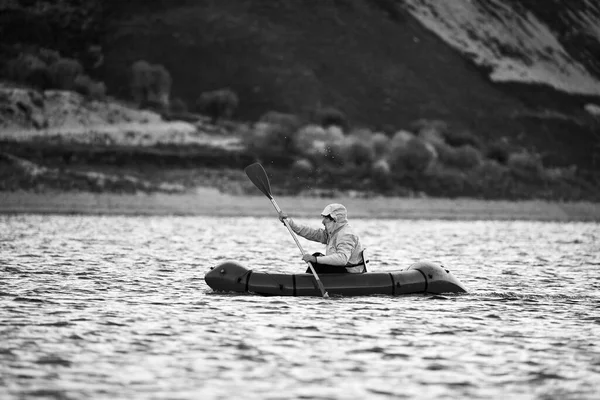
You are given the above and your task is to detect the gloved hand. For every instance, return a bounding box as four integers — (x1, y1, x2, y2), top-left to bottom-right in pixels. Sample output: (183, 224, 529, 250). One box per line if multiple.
(302, 254, 317, 263)
(278, 211, 288, 223)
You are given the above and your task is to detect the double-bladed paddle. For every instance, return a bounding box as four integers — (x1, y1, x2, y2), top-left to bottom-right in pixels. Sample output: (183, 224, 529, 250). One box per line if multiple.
(244, 162, 329, 298)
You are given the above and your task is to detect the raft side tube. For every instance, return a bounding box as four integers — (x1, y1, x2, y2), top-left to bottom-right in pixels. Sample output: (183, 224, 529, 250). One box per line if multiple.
(390, 270, 428, 295)
(248, 273, 396, 297)
(321, 273, 394, 296)
(406, 261, 468, 294)
(295, 273, 395, 297)
(205, 261, 251, 293)
(247, 273, 296, 296)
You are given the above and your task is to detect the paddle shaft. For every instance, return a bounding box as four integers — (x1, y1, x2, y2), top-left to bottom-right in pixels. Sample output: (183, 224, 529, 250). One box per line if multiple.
(269, 199, 306, 255)
(268, 198, 328, 297)
(244, 162, 328, 297)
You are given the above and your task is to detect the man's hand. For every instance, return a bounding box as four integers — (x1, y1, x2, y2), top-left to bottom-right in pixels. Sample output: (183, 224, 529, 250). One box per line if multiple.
(302, 254, 317, 263)
(278, 211, 288, 223)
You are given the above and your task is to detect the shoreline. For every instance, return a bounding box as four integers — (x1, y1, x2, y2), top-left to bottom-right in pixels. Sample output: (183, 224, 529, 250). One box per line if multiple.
(1, 188, 599, 221)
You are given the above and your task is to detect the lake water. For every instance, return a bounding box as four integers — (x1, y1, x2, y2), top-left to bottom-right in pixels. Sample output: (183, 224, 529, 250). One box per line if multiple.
(1, 215, 599, 399)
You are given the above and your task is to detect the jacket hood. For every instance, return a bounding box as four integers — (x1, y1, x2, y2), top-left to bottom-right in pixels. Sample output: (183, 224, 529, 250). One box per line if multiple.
(321, 203, 348, 224)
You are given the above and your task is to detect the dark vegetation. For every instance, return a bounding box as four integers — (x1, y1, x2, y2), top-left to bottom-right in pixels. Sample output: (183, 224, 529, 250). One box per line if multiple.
(1, 0, 599, 200)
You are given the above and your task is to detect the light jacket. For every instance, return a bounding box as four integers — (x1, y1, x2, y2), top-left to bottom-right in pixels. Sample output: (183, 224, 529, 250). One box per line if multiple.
(287, 204, 366, 273)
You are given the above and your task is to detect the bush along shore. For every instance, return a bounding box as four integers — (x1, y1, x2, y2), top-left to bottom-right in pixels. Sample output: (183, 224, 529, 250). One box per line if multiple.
(0, 42, 599, 201)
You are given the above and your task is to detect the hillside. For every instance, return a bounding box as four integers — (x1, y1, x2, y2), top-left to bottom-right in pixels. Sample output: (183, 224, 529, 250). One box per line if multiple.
(1, 0, 599, 200)
(100, 0, 600, 171)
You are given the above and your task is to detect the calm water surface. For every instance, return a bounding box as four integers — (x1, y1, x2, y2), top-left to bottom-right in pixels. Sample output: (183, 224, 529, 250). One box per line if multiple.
(1, 215, 599, 399)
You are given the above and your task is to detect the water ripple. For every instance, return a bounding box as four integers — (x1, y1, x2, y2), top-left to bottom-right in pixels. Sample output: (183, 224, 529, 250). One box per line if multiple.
(0, 216, 599, 399)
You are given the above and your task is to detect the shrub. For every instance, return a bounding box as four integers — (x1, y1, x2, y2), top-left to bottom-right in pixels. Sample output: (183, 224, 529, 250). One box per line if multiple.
(436, 143, 482, 170)
(4, 54, 50, 88)
(141, 99, 169, 113)
(294, 124, 327, 156)
(326, 125, 345, 140)
(485, 140, 511, 164)
(434, 143, 456, 166)
(149, 64, 171, 107)
(389, 130, 415, 148)
(291, 158, 314, 175)
(543, 165, 577, 182)
(259, 111, 302, 132)
(196, 88, 239, 123)
(339, 135, 376, 167)
(85, 45, 104, 69)
(471, 160, 509, 182)
(443, 129, 482, 149)
(507, 151, 543, 180)
(371, 158, 393, 190)
(419, 129, 446, 147)
(466, 160, 512, 199)
(130, 61, 172, 109)
(315, 107, 348, 130)
(476, 159, 509, 177)
(74, 74, 106, 100)
(371, 132, 390, 158)
(387, 137, 436, 176)
(37, 48, 61, 65)
(89, 81, 107, 101)
(5, 55, 37, 82)
(130, 60, 153, 104)
(347, 127, 372, 140)
(425, 141, 439, 161)
(372, 158, 391, 176)
(293, 124, 345, 159)
(48, 58, 83, 90)
(26, 66, 52, 90)
(325, 141, 347, 167)
(423, 165, 470, 197)
(373, 124, 397, 137)
(411, 119, 447, 146)
(243, 122, 296, 163)
(456, 145, 482, 169)
(170, 98, 188, 113)
(73, 74, 91, 94)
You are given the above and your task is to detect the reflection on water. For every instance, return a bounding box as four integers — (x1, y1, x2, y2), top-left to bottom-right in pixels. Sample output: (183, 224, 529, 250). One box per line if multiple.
(1, 215, 599, 399)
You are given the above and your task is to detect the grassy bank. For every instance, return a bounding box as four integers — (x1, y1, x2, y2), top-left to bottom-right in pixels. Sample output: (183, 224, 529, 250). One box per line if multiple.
(1, 189, 598, 222)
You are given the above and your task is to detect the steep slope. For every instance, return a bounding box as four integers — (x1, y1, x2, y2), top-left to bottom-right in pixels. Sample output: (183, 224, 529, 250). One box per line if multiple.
(101, 0, 599, 171)
(1, 0, 598, 173)
(404, 0, 600, 95)
(104, 1, 523, 125)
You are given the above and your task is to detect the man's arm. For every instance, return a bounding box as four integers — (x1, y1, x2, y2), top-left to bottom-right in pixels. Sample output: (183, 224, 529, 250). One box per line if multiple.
(316, 234, 357, 265)
(287, 218, 328, 244)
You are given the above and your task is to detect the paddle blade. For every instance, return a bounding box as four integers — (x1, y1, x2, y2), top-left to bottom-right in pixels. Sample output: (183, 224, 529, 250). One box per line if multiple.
(244, 163, 273, 199)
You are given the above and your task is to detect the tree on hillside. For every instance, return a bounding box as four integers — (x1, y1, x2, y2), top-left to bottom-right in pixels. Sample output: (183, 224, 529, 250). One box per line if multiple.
(49, 57, 83, 90)
(130, 60, 172, 110)
(196, 88, 239, 123)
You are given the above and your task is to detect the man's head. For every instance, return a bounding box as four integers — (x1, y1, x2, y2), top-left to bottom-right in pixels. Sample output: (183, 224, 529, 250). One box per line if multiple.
(320, 203, 348, 229)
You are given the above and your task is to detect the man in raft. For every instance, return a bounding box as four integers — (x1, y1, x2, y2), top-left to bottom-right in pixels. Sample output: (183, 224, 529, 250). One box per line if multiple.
(278, 203, 368, 273)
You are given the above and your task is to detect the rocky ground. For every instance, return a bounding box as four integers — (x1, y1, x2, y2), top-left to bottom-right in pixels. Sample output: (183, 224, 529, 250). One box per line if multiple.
(0, 82, 242, 148)
(0, 82, 250, 194)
